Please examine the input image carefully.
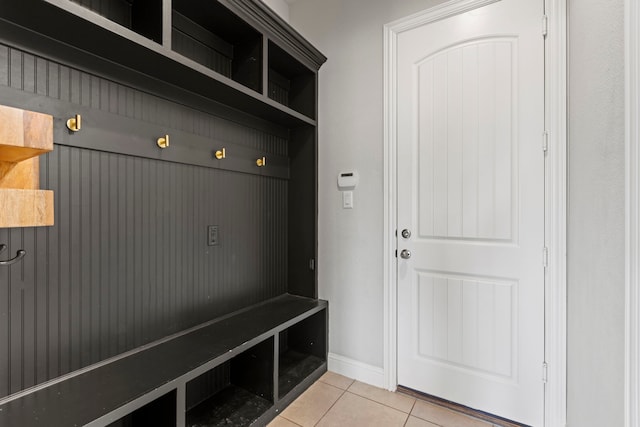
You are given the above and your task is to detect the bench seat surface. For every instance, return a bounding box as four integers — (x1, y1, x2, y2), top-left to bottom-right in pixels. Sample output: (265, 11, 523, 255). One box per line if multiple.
(0, 294, 326, 427)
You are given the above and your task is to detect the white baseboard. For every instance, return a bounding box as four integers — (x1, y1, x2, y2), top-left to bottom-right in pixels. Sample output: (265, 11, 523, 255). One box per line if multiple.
(327, 353, 386, 389)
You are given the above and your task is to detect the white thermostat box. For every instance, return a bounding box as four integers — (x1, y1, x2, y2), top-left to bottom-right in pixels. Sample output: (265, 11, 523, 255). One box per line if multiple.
(337, 171, 359, 190)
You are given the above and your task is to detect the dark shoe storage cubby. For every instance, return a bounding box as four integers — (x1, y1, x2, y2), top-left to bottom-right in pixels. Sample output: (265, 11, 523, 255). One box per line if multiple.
(0, 296, 327, 426)
(268, 41, 316, 119)
(278, 309, 327, 399)
(172, 0, 263, 93)
(106, 390, 176, 427)
(186, 338, 274, 427)
(69, 0, 163, 43)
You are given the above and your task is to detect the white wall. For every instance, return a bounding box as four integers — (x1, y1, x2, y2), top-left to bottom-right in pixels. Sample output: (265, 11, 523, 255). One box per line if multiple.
(567, 0, 625, 425)
(289, 0, 627, 423)
(288, 0, 447, 382)
(261, 0, 290, 22)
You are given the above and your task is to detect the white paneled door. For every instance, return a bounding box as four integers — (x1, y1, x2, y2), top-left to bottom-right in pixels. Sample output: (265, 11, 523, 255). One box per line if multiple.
(396, 0, 545, 425)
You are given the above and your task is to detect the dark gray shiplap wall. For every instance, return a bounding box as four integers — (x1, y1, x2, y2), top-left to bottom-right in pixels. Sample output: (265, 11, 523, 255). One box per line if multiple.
(0, 42, 289, 398)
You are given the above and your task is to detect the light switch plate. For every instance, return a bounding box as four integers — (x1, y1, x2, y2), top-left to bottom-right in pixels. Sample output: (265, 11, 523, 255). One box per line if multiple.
(343, 191, 353, 209)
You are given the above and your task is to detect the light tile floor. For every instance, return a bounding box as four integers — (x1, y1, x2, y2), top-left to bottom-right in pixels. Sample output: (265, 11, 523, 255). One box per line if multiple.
(269, 372, 502, 427)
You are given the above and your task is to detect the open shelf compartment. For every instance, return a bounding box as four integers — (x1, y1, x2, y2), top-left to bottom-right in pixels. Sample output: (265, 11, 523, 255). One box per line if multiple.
(278, 309, 327, 399)
(268, 41, 316, 119)
(186, 337, 274, 427)
(107, 390, 176, 427)
(172, 0, 263, 93)
(69, 0, 163, 43)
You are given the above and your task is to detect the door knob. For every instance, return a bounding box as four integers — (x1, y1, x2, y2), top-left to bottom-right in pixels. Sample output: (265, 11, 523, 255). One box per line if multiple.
(400, 249, 411, 259)
(401, 229, 411, 239)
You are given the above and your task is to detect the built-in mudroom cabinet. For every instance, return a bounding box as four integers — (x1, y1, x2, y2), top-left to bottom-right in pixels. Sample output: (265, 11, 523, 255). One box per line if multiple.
(0, 0, 326, 425)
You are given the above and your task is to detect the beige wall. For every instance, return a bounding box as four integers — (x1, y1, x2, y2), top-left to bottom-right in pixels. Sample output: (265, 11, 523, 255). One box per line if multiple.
(289, 0, 627, 424)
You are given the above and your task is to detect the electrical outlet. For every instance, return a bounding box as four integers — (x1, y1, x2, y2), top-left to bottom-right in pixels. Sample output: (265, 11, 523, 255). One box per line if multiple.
(207, 225, 219, 246)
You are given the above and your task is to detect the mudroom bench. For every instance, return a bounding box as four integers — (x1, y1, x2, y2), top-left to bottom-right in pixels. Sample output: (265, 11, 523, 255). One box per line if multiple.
(0, 295, 327, 426)
(0, 0, 327, 425)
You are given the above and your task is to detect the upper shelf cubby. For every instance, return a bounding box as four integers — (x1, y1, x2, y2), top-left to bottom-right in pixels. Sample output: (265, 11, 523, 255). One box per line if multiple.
(0, 0, 326, 127)
(69, 0, 163, 44)
(268, 41, 316, 120)
(172, 0, 263, 93)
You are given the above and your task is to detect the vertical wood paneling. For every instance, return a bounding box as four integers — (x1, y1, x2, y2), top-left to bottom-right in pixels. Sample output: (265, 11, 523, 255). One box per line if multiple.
(447, 278, 462, 364)
(417, 273, 514, 378)
(0, 45, 8, 87)
(185, 362, 231, 412)
(0, 146, 289, 397)
(172, 30, 232, 78)
(493, 284, 513, 376)
(446, 49, 463, 238)
(417, 274, 433, 358)
(432, 54, 448, 237)
(0, 234, 8, 397)
(462, 45, 479, 238)
(493, 42, 513, 240)
(461, 281, 479, 369)
(0, 43, 290, 398)
(478, 42, 498, 239)
(268, 80, 290, 107)
(417, 39, 515, 241)
(476, 281, 495, 372)
(418, 60, 434, 238)
(35, 224, 48, 385)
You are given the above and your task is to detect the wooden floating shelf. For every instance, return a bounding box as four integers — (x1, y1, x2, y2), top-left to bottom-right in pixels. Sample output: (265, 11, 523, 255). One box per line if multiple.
(0, 189, 54, 228)
(0, 104, 54, 228)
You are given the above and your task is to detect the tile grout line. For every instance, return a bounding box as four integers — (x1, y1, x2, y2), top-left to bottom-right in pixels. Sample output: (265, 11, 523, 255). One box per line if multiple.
(278, 415, 305, 427)
(401, 409, 411, 427)
(316, 376, 489, 427)
(279, 379, 348, 427)
(311, 386, 347, 426)
(318, 388, 415, 427)
(402, 399, 419, 427)
(345, 389, 416, 416)
(319, 377, 430, 425)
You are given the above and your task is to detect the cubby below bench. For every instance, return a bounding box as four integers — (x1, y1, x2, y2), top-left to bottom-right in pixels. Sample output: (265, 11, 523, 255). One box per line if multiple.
(0, 295, 327, 427)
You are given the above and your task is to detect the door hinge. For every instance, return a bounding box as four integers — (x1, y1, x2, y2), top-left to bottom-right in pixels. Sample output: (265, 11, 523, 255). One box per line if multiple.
(542, 362, 548, 383)
(542, 130, 549, 153)
(542, 246, 549, 268)
(542, 15, 548, 37)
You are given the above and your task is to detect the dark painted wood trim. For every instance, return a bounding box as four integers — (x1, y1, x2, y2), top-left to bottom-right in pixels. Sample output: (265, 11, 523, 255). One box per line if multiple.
(0, 0, 316, 128)
(220, 0, 327, 71)
(0, 82, 289, 179)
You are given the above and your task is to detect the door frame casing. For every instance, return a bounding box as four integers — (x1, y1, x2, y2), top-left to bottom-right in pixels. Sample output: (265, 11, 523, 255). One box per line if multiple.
(382, 0, 567, 425)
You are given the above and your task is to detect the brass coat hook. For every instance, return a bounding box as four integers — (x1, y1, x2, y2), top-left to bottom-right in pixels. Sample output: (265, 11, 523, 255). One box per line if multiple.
(215, 148, 226, 159)
(66, 114, 81, 132)
(157, 135, 169, 149)
(0, 244, 26, 266)
(256, 157, 266, 167)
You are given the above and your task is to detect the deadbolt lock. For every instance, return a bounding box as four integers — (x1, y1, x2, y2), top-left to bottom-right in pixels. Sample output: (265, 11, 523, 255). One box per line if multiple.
(401, 229, 411, 239)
